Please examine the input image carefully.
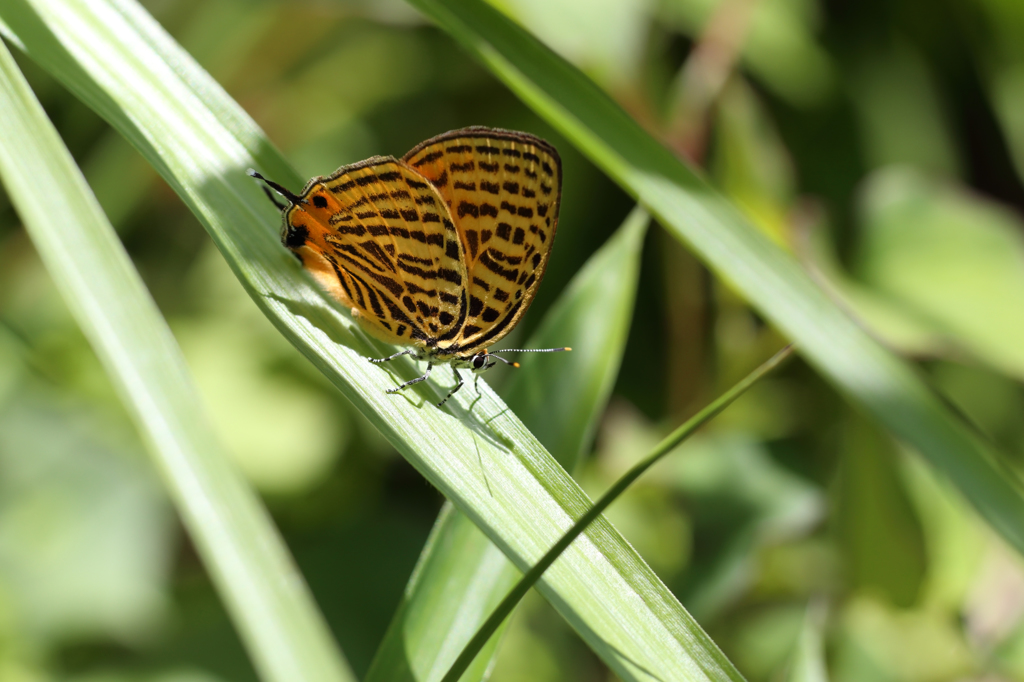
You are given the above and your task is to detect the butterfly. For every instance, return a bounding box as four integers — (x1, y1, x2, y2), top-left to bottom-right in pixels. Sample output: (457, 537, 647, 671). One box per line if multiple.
(250, 127, 569, 406)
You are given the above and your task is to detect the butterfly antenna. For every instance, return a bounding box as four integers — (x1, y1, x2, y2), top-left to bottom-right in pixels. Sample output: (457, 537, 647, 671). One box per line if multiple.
(247, 168, 304, 206)
(487, 354, 520, 368)
(488, 347, 572, 369)
(259, 184, 286, 210)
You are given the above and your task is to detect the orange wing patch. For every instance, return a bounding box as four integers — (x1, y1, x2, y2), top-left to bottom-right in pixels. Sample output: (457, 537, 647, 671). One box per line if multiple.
(284, 157, 467, 347)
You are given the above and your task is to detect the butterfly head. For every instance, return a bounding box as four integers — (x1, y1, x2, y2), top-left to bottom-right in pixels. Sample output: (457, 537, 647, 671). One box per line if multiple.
(470, 352, 496, 372)
(248, 169, 317, 251)
(467, 350, 519, 372)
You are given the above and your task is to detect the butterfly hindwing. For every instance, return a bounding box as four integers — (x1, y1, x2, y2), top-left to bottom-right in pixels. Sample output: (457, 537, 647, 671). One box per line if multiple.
(403, 127, 562, 353)
(284, 157, 467, 347)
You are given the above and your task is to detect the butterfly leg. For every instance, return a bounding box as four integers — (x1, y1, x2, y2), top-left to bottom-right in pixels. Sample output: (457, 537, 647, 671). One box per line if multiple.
(370, 349, 415, 364)
(438, 368, 465, 407)
(386, 362, 432, 394)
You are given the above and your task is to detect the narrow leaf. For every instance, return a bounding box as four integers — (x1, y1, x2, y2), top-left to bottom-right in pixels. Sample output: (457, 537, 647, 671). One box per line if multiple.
(0, 37, 353, 682)
(787, 603, 829, 682)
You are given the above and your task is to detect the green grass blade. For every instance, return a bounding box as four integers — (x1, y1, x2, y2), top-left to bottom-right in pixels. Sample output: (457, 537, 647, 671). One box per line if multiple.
(405, 0, 1024, 556)
(786, 603, 829, 682)
(441, 345, 794, 682)
(366, 208, 649, 682)
(0, 38, 353, 682)
(0, 1, 745, 679)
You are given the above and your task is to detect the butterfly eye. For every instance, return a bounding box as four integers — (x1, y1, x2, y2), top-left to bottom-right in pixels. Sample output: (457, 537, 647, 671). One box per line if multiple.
(472, 354, 487, 370)
(284, 223, 309, 248)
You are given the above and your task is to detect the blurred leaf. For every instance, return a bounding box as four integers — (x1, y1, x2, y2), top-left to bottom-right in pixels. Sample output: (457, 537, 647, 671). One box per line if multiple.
(80, 129, 157, 231)
(976, 0, 1024, 184)
(175, 317, 346, 494)
(664, 431, 825, 618)
(68, 671, 228, 682)
(852, 168, 1024, 380)
(175, 245, 349, 494)
(833, 596, 974, 682)
(659, 0, 836, 107)
(728, 604, 805, 681)
(710, 79, 796, 245)
(366, 207, 649, 682)
(0, 2, 743, 680)
(849, 43, 960, 177)
(993, 590, 1024, 681)
(397, 0, 1024, 558)
(900, 452, 988, 614)
(836, 412, 926, 608)
(929, 362, 1024, 460)
(0, 31, 354, 682)
(990, 64, 1024, 185)
(0, 394, 172, 645)
(493, 0, 651, 88)
(785, 603, 828, 682)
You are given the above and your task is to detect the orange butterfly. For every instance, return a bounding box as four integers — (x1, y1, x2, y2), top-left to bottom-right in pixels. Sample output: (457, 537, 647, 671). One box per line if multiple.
(252, 127, 569, 405)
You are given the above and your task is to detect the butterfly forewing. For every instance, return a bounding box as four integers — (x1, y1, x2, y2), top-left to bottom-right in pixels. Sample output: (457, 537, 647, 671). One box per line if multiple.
(284, 158, 467, 347)
(403, 127, 562, 354)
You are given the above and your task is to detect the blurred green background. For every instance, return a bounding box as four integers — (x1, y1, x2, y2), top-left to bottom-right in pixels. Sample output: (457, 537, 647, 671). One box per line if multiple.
(2, 0, 1024, 680)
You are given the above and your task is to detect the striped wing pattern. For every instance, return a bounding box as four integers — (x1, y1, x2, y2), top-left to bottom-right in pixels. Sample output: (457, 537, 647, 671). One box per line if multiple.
(283, 158, 467, 348)
(403, 128, 561, 354)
